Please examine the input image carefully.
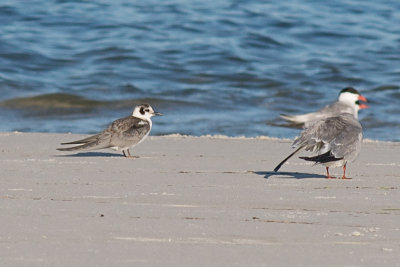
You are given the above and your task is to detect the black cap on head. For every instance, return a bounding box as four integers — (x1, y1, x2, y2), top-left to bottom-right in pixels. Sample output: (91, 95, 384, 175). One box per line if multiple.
(340, 87, 360, 95)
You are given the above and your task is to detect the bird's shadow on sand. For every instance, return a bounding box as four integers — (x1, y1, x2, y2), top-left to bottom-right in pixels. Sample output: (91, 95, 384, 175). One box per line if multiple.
(255, 171, 326, 179)
(56, 152, 123, 157)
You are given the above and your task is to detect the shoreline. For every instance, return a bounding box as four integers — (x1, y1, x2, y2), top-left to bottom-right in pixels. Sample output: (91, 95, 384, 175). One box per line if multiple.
(3, 130, 396, 143)
(0, 132, 399, 266)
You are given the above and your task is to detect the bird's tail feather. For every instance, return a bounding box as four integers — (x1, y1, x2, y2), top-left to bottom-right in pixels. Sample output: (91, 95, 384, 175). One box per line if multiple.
(280, 114, 296, 122)
(57, 141, 109, 152)
(60, 133, 102, 145)
(299, 151, 343, 164)
(280, 113, 309, 124)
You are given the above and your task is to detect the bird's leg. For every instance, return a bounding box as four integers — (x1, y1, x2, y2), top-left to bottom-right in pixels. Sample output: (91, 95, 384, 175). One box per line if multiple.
(341, 164, 351, 179)
(325, 167, 336, 179)
(123, 149, 138, 159)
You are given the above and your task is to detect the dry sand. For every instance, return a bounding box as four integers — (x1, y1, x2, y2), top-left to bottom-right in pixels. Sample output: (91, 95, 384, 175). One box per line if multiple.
(0, 132, 399, 266)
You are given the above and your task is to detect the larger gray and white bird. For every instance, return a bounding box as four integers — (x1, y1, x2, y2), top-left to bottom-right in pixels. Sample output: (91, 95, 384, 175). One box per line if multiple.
(57, 104, 162, 157)
(280, 87, 368, 128)
(274, 112, 363, 179)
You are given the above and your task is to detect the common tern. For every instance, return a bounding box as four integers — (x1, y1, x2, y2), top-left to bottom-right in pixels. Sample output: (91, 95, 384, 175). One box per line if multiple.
(274, 112, 363, 179)
(280, 87, 368, 128)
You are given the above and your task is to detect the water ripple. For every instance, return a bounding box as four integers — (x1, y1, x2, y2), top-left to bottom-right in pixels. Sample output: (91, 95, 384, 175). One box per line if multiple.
(0, 0, 399, 140)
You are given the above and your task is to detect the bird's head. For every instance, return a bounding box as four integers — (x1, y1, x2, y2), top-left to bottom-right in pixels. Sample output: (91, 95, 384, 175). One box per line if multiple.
(132, 104, 163, 120)
(338, 87, 369, 112)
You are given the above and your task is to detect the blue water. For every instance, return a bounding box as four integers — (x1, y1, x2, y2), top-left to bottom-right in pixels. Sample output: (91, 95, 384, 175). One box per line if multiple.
(0, 0, 399, 141)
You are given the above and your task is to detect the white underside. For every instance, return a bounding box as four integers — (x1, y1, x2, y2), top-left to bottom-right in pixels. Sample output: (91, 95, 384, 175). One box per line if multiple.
(322, 159, 346, 168)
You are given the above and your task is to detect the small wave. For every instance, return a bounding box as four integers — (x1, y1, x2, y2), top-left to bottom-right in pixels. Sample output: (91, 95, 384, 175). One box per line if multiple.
(0, 93, 199, 111)
(0, 93, 103, 109)
(243, 32, 284, 48)
(369, 85, 400, 92)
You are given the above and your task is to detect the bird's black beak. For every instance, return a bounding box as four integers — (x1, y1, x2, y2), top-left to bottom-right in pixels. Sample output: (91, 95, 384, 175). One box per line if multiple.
(154, 111, 163, 116)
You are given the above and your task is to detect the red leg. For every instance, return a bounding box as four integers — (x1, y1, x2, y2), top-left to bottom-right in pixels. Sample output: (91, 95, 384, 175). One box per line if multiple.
(341, 164, 352, 179)
(326, 167, 336, 179)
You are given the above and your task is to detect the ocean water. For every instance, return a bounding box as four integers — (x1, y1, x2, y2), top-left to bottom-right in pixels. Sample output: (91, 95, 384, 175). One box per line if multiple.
(0, 0, 399, 141)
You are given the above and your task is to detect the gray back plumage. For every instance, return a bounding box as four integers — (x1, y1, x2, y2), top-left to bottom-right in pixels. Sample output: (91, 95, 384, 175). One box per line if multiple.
(318, 101, 355, 116)
(306, 102, 355, 124)
(293, 113, 362, 162)
(107, 116, 151, 148)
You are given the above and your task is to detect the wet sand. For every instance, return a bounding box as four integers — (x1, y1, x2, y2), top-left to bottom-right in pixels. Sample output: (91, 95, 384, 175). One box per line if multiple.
(0, 132, 399, 266)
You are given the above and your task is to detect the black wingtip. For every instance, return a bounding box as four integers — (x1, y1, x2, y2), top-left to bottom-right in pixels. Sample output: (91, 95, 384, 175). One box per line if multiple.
(60, 141, 84, 145)
(56, 146, 81, 151)
(273, 164, 281, 172)
(299, 152, 343, 164)
(272, 146, 304, 173)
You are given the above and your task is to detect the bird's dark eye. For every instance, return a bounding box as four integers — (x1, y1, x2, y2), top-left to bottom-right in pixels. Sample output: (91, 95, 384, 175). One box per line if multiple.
(145, 109, 150, 113)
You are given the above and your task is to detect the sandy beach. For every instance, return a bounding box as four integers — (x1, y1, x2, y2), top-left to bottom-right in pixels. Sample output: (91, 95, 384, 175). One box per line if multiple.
(0, 132, 399, 266)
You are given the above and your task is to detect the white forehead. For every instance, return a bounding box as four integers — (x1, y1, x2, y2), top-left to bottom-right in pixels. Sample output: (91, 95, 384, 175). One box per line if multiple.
(338, 91, 359, 103)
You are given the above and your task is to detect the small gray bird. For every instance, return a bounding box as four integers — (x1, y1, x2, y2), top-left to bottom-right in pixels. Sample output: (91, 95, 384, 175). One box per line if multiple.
(280, 87, 368, 128)
(57, 104, 162, 157)
(274, 112, 363, 179)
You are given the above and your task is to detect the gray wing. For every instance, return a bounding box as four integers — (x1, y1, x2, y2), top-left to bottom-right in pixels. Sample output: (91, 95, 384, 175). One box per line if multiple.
(280, 101, 354, 126)
(59, 132, 105, 145)
(317, 102, 353, 117)
(301, 102, 355, 127)
(328, 115, 362, 161)
(57, 129, 113, 151)
(108, 116, 150, 148)
(293, 113, 362, 160)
